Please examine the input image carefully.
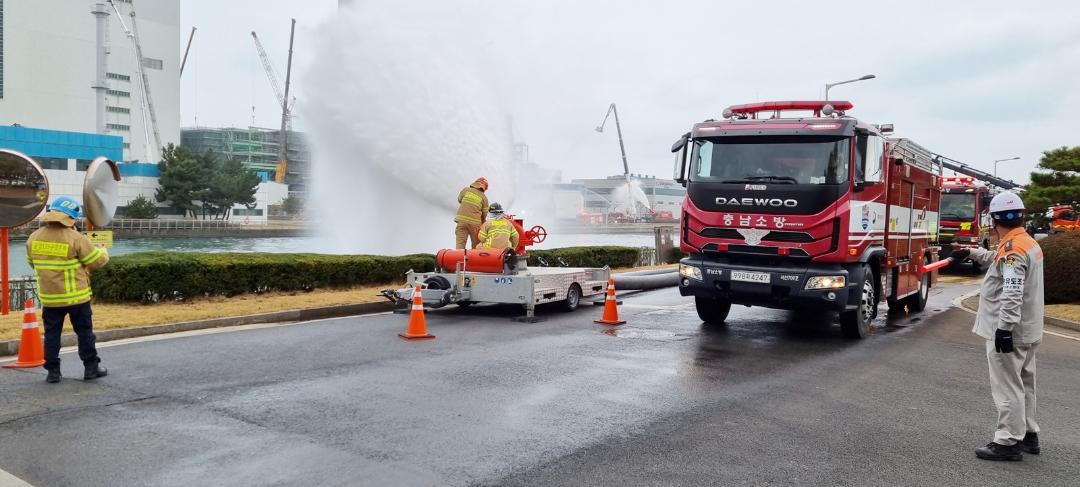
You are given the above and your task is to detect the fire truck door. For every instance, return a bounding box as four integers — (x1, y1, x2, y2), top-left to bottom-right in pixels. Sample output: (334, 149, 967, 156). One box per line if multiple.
(899, 181, 916, 295)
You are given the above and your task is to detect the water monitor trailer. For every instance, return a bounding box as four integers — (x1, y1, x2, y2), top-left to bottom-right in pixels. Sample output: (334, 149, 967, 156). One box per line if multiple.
(383, 217, 609, 321)
(388, 263, 610, 321)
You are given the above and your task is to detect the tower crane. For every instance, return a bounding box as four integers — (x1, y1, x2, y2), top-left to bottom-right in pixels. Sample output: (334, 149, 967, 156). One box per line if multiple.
(107, 0, 161, 162)
(251, 23, 296, 184)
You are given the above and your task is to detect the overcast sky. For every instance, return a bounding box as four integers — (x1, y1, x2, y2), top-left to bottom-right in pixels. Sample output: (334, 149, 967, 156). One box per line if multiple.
(181, 0, 1080, 184)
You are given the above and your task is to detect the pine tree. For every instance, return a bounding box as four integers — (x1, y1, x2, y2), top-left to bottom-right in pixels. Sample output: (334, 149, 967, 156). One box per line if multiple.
(1024, 146, 1080, 214)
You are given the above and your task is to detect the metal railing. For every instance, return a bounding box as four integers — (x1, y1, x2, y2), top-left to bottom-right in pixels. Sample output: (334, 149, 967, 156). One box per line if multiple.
(638, 247, 657, 266)
(104, 218, 267, 230)
(5, 277, 38, 311)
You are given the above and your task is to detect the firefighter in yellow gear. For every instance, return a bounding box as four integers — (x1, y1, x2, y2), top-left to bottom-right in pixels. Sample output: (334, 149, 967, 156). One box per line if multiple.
(26, 196, 110, 384)
(478, 203, 520, 250)
(454, 177, 489, 249)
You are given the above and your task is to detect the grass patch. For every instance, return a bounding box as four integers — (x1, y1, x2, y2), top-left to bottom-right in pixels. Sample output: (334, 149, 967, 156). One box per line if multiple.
(0, 283, 396, 342)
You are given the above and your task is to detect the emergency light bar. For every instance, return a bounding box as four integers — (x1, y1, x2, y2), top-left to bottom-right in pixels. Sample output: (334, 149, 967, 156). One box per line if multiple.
(724, 100, 854, 119)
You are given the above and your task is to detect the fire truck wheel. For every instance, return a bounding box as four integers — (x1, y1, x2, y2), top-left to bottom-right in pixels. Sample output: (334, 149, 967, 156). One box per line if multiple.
(907, 273, 930, 312)
(695, 296, 731, 325)
(840, 266, 875, 339)
(562, 284, 582, 312)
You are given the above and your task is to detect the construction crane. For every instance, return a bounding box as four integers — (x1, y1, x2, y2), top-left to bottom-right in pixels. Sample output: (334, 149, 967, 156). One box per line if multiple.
(107, 0, 161, 162)
(251, 21, 296, 184)
(180, 26, 196, 77)
(595, 103, 637, 217)
(931, 153, 1021, 190)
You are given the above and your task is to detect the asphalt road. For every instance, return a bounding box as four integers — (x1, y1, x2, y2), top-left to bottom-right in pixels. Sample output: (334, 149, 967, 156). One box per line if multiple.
(1, 281, 1078, 486)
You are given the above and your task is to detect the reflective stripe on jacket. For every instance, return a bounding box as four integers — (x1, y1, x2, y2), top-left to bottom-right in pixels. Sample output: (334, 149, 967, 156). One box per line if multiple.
(970, 227, 1044, 344)
(26, 224, 110, 307)
(454, 184, 489, 225)
(478, 218, 520, 250)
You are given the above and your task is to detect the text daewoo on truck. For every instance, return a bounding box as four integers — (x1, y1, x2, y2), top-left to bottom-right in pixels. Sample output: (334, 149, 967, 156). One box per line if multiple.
(672, 100, 942, 338)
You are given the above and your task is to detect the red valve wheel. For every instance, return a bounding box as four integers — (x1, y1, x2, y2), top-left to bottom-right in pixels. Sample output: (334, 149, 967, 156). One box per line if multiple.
(529, 225, 548, 244)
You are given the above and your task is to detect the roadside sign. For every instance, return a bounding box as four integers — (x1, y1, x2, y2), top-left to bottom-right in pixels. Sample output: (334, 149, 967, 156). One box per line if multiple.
(85, 230, 114, 249)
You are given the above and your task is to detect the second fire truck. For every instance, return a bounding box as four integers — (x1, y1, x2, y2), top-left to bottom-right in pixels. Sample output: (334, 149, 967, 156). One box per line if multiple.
(930, 155, 1021, 270)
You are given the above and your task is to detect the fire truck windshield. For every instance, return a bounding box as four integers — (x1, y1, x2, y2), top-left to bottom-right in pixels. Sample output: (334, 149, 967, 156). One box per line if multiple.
(691, 135, 849, 185)
(940, 193, 976, 221)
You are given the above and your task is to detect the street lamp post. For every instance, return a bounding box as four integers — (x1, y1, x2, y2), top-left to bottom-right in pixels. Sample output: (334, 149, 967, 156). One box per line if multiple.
(824, 74, 876, 100)
(993, 157, 1020, 178)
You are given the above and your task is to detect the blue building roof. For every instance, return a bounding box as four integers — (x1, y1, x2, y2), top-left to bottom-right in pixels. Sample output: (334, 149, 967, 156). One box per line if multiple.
(0, 125, 124, 162)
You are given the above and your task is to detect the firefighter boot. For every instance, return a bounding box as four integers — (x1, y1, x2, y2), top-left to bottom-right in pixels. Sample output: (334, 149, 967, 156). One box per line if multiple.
(46, 368, 62, 384)
(84, 363, 108, 381)
(975, 442, 1022, 461)
(1020, 432, 1040, 455)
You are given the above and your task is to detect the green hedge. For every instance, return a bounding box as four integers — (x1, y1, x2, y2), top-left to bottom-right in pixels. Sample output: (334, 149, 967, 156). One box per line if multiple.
(1040, 232, 1080, 304)
(526, 246, 640, 268)
(93, 252, 436, 303)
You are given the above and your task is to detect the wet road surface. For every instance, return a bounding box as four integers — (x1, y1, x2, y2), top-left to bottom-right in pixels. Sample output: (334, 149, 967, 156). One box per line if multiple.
(1, 281, 1078, 486)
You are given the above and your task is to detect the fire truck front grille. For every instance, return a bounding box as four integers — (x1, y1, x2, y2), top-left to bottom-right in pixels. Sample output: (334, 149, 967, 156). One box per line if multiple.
(699, 227, 815, 243)
(702, 243, 810, 258)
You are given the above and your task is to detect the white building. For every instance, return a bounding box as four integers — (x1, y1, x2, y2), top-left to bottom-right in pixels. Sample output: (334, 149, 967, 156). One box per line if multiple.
(0, 0, 181, 163)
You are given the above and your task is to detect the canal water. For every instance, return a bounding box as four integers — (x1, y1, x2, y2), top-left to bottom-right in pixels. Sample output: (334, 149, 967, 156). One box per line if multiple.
(4, 233, 661, 278)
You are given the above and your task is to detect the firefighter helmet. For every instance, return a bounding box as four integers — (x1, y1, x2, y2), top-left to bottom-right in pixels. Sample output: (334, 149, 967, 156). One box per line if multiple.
(48, 196, 83, 219)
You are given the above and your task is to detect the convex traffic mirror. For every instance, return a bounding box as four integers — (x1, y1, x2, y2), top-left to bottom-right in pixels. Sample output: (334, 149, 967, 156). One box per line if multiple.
(0, 149, 49, 228)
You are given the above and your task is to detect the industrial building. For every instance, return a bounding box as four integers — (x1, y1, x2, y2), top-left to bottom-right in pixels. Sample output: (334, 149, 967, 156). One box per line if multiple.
(572, 175, 686, 216)
(0, 0, 181, 164)
(0, 1, 289, 221)
(181, 127, 310, 194)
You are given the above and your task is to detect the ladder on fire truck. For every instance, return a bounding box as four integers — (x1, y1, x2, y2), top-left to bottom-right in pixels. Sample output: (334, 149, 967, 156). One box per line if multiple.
(929, 153, 1020, 190)
(889, 138, 943, 175)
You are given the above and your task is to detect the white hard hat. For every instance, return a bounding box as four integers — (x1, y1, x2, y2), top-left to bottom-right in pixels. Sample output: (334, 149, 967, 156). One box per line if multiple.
(989, 191, 1025, 213)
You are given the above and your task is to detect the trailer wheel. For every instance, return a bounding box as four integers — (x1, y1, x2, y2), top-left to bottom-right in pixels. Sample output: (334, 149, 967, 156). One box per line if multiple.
(840, 265, 875, 339)
(561, 284, 582, 312)
(695, 296, 731, 325)
(907, 273, 930, 312)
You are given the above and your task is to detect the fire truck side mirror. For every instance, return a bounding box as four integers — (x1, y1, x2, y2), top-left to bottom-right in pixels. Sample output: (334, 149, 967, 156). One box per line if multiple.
(854, 180, 880, 192)
(672, 132, 690, 186)
(980, 194, 993, 210)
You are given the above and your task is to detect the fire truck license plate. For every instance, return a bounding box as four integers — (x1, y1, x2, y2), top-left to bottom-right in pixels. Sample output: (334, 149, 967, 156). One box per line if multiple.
(730, 271, 770, 284)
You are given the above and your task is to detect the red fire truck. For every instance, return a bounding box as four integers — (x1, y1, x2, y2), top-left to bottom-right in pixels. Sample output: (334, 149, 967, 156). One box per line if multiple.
(937, 176, 992, 268)
(929, 154, 1019, 271)
(671, 100, 942, 338)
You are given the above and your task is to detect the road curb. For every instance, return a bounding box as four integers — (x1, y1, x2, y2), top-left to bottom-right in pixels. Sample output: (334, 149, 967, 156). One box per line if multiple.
(954, 291, 1080, 333)
(0, 301, 397, 357)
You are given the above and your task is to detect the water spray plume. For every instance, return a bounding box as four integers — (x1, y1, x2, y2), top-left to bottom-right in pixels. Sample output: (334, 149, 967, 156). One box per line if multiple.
(301, 4, 515, 254)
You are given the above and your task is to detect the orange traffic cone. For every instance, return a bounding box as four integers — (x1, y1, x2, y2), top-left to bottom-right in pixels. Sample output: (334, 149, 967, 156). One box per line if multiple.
(399, 284, 435, 340)
(4, 300, 46, 368)
(594, 278, 625, 325)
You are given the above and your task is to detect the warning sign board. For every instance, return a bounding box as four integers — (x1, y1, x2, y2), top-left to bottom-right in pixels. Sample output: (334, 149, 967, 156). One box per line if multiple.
(85, 231, 114, 249)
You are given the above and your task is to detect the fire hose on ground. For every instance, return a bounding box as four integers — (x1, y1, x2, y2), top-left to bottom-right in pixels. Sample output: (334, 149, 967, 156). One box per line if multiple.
(613, 268, 680, 291)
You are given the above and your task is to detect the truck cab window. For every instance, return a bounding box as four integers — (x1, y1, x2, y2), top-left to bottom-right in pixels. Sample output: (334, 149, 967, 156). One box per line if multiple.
(691, 136, 849, 185)
(854, 134, 884, 183)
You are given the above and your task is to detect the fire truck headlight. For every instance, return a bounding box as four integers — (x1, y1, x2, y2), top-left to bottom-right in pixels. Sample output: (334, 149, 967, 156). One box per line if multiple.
(805, 276, 846, 290)
(679, 264, 703, 281)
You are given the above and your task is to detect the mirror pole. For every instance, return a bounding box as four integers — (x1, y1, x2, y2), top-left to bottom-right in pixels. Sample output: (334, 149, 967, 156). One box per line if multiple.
(1, 227, 9, 315)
